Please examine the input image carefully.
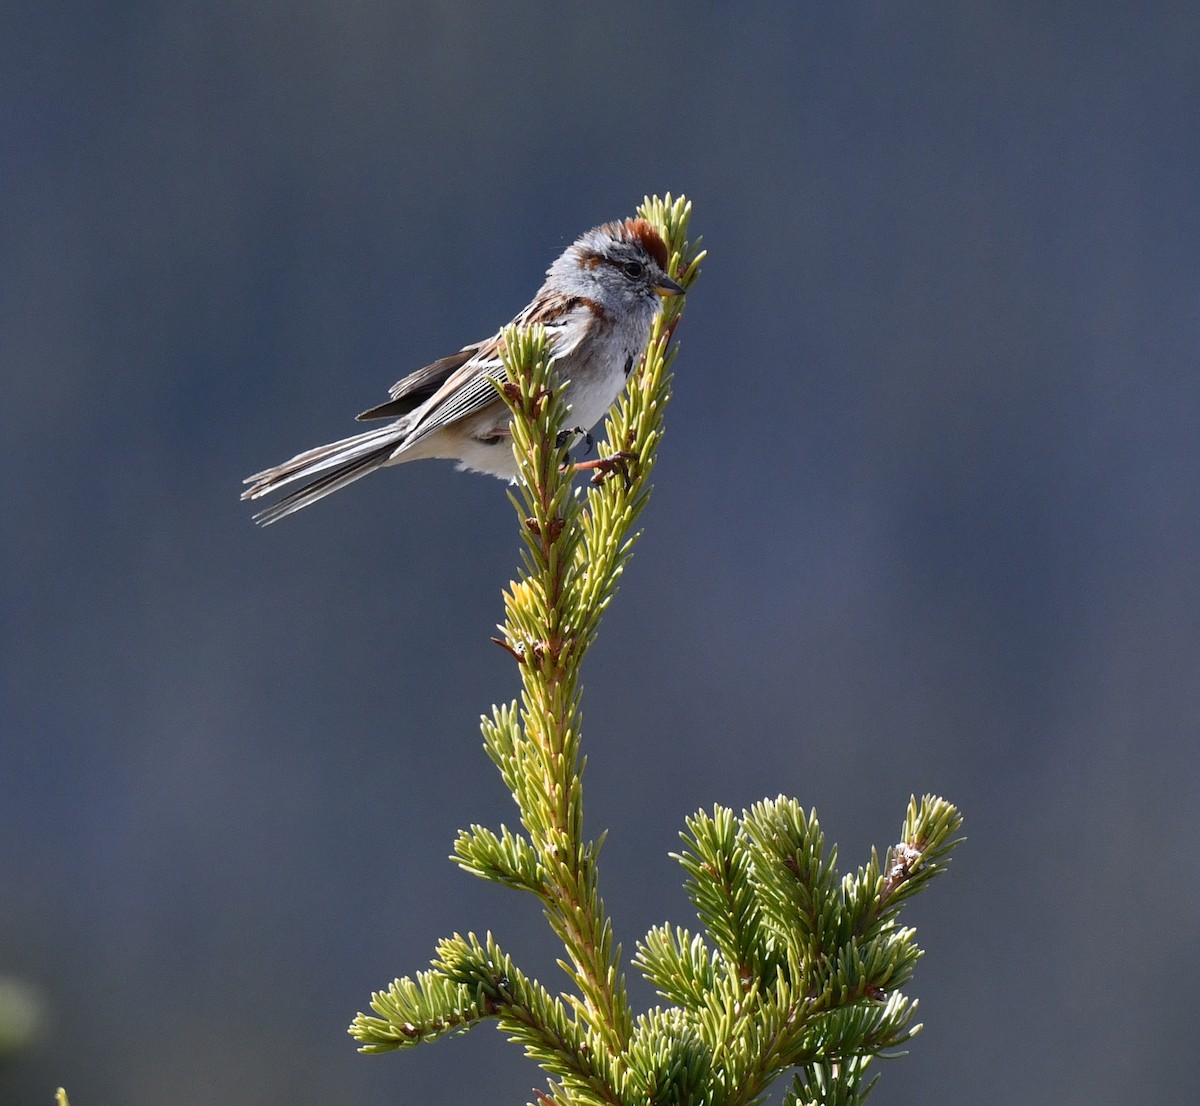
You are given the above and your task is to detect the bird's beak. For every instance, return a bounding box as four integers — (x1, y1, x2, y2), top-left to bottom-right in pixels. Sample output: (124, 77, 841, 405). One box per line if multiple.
(653, 274, 686, 297)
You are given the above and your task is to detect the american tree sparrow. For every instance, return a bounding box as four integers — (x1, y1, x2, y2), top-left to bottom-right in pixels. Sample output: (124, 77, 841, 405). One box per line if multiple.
(241, 218, 684, 524)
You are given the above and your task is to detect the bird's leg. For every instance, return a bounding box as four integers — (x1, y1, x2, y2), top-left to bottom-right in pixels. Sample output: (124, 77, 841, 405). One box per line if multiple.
(569, 451, 638, 489)
(554, 426, 631, 486)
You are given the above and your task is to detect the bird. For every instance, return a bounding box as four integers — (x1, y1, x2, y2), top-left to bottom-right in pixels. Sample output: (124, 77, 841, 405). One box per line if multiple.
(241, 217, 684, 524)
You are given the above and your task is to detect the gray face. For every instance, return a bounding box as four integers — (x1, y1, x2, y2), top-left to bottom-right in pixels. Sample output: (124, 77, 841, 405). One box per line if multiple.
(543, 221, 678, 320)
(589, 239, 667, 307)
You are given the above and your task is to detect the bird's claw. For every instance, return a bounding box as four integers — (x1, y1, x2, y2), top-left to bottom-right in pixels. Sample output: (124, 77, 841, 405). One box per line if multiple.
(555, 426, 594, 456)
(584, 450, 638, 489)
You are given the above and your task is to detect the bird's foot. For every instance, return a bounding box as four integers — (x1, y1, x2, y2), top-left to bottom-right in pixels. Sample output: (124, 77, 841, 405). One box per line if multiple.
(555, 426, 594, 456)
(570, 451, 638, 489)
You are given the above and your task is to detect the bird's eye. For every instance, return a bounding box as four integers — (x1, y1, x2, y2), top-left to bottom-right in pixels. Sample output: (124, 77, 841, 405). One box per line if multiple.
(622, 260, 645, 279)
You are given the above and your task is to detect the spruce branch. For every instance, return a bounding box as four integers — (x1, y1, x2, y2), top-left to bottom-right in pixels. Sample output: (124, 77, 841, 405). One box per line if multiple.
(350, 196, 961, 1106)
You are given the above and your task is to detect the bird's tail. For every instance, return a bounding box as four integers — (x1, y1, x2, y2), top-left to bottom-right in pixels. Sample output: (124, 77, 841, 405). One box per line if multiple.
(241, 423, 407, 525)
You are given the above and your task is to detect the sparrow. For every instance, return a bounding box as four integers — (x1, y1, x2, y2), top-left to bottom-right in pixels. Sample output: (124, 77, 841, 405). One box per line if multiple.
(241, 217, 684, 524)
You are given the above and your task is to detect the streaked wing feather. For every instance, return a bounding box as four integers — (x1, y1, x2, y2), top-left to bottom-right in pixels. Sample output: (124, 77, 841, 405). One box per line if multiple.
(395, 301, 592, 446)
(357, 345, 482, 421)
(401, 355, 509, 444)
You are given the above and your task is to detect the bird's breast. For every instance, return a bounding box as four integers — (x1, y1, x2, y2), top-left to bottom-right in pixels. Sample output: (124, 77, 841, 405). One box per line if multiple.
(556, 308, 655, 431)
(557, 345, 637, 431)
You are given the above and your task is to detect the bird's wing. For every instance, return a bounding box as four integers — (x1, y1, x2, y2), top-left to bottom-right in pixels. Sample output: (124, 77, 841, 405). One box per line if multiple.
(397, 342, 510, 442)
(356, 344, 484, 421)
(400, 299, 595, 445)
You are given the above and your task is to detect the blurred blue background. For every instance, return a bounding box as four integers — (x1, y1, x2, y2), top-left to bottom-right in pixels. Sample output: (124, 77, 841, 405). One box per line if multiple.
(3, 3, 1198, 1103)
